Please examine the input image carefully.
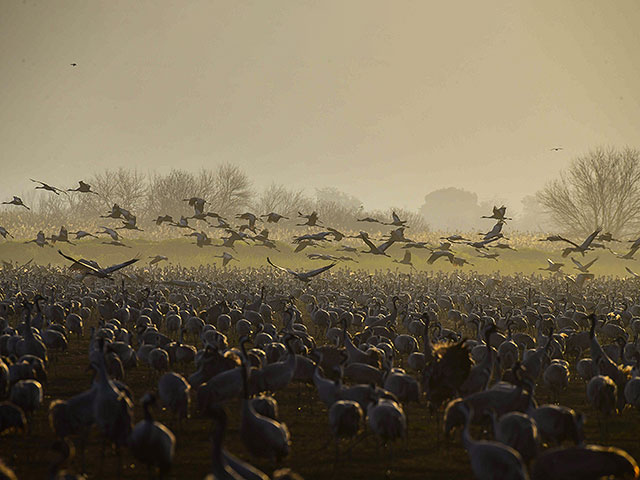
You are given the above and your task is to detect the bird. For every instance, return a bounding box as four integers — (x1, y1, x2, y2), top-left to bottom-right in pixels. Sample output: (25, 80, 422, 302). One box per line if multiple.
(610, 245, 640, 260)
(216, 252, 238, 267)
(297, 211, 321, 227)
(58, 250, 139, 279)
(555, 228, 601, 257)
(550, 147, 563, 151)
(356, 232, 395, 256)
(25, 231, 50, 248)
(531, 444, 639, 480)
(0, 226, 13, 239)
(384, 211, 407, 227)
(67, 181, 98, 194)
(96, 227, 122, 241)
(30, 178, 65, 195)
(239, 359, 291, 461)
(261, 212, 288, 223)
(626, 266, 640, 278)
(155, 215, 174, 226)
(460, 404, 528, 480)
(149, 255, 168, 266)
(539, 259, 564, 273)
(2, 196, 30, 210)
(266, 257, 335, 282)
(393, 250, 415, 269)
(482, 220, 506, 241)
(70, 63, 77, 66)
(481, 206, 512, 221)
(128, 392, 176, 477)
(357, 216, 382, 223)
(427, 250, 454, 265)
(571, 256, 598, 272)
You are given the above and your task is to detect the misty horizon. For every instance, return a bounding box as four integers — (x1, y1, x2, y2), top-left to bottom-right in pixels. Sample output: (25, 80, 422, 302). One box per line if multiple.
(2, 1, 639, 213)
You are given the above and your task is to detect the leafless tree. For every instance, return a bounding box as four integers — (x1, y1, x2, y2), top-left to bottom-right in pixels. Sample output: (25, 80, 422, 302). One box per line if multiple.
(209, 163, 253, 214)
(90, 168, 148, 213)
(537, 147, 640, 236)
(253, 183, 312, 217)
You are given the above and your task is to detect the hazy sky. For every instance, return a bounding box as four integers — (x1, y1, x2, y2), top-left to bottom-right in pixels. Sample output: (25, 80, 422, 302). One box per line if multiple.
(1, 1, 639, 212)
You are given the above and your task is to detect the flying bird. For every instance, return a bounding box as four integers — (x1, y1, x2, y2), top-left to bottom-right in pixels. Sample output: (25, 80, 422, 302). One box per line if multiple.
(571, 256, 599, 273)
(550, 147, 563, 151)
(2, 196, 30, 210)
(30, 179, 65, 195)
(555, 229, 601, 257)
(0, 226, 13, 239)
(625, 266, 640, 278)
(149, 255, 168, 266)
(266, 257, 335, 282)
(67, 181, 98, 194)
(481, 206, 512, 221)
(58, 250, 139, 279)
(261, 212, 289, 223)
(539, 259, 564, 272)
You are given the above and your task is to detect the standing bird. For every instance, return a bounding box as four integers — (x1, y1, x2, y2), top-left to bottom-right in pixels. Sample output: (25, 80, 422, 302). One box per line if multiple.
(2, 196, 30, 210)
(460, 404, 528, 480)
(240, 360, 291, 461)
(129, 393, 176, 478)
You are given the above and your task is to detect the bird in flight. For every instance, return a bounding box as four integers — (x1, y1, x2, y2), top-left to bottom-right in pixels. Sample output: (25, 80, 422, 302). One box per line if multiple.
(30, 179, 65, 195)
(68, 181, 98, 194)
(571, 256, 598, 273)
(70, 63, 77, 67)
(539, 259, 564, 272)
(58, 250, 139, 279)
(149, 255, 168, 266)
(2, 196, 30, 210)
(266, 257, 335, 282)
(550, 147, 563, 151)
(555, 229, 601, 257)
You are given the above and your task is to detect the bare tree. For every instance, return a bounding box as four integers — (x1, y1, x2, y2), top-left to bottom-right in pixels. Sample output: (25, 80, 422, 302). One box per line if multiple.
(537, 146, 640, 236)
(253, 183, 312, 217)
(209, 163, 253, 214)
(90, 168, 148, 213)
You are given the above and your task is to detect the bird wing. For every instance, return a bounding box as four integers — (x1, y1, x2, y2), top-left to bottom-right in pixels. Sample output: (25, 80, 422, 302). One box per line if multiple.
(101, 257, 140, 275)
(402, 251, 411, 262)
(570, 257, 583, 269)
(392, 211, 401, 223)
(302, 262, 337, 279)
(580, 228, 601, 249)
(266, 257, 297, 276)
(58, 250, 101, 274)
(583, 257, 599, 269)
(556, 236, 579, 248)
(626, 266, 640, 278)
(360, 234, 377, 251)
(378, 239, 395, 253)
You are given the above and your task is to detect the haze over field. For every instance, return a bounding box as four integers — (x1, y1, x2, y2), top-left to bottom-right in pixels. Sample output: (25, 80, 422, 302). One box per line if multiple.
(1, 1, 639, 214)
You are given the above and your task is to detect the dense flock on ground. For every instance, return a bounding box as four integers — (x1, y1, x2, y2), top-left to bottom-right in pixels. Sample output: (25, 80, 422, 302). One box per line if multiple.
(2, 181, 640, 479)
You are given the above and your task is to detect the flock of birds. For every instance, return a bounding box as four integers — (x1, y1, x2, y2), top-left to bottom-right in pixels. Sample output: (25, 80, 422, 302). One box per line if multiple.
(2, 179, 640, 479)
(5, 179, 640, 283)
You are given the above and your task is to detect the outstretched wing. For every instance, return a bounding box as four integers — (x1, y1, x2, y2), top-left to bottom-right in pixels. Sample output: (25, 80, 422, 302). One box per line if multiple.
(302, 262, 336, 279)
(378, 239, 395, 253)
(555, 236, 579, 248)
(626, 266, 640, 278)
(266, 257, 297, 276)
(58, 250, 101, 274)
(570, 257, 583, 269)
(580, 228, 601, 249)
(583, 257, 599, 269)
(101, 257, 139, 275)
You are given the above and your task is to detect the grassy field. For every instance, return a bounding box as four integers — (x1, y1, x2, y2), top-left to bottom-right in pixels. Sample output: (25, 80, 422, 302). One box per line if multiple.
(0, 236, 636, 278)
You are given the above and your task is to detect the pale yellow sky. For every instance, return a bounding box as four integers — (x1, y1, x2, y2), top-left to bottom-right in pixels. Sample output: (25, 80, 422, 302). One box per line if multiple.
(1, 0, 639, 211)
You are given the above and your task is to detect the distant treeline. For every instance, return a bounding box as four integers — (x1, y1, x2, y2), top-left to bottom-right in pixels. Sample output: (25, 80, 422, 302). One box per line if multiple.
(0, 164, 428, 239)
